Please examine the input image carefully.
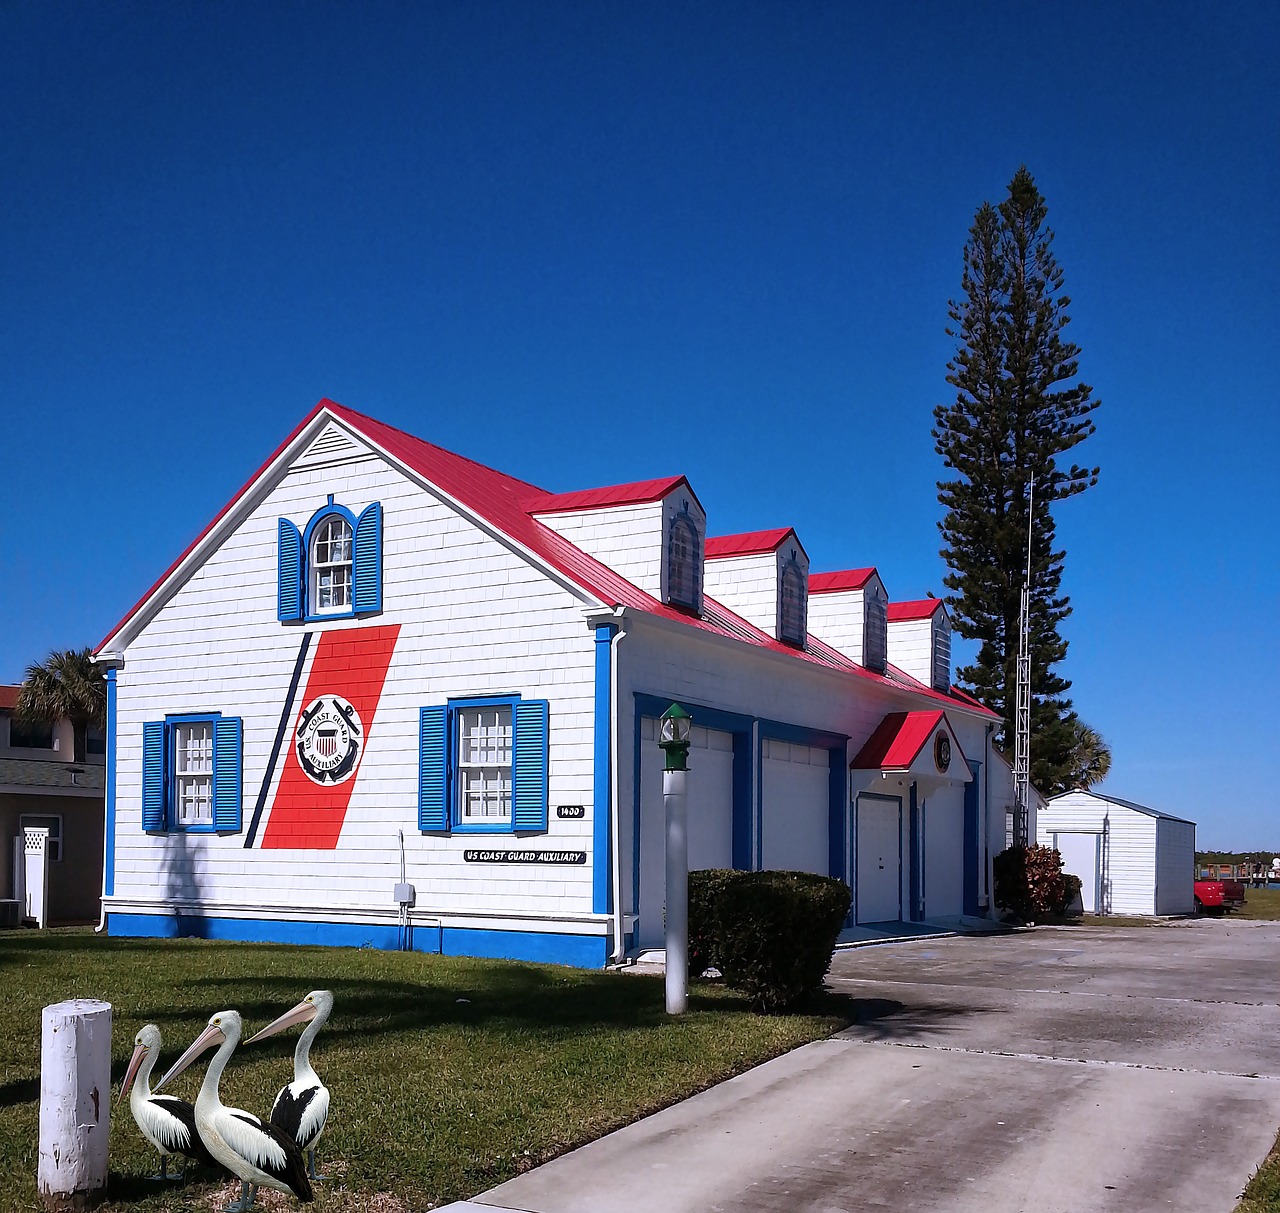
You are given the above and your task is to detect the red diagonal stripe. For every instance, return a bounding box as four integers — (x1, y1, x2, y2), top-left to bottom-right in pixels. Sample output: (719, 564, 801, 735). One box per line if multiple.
(260, 624, 400, 849)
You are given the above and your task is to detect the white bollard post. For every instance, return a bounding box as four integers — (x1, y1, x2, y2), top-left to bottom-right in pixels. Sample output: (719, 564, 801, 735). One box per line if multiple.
(664, 766, 689, 1015)
(38, 999, 112, 1210)
(24, 827, 50, 928)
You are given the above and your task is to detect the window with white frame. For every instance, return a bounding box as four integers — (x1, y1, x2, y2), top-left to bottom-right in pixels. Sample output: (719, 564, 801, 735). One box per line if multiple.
(311, 515, 353, 613)
(457, 705, 513, 823)
(779, 561, 806, 646)
(667, 515, 701, 609)
(173, 721, 214, 826)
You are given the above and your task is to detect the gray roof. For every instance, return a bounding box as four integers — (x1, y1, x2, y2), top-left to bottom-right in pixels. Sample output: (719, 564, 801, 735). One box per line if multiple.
(1046, 789, 1194, 826)
(0, 759, 106, 794)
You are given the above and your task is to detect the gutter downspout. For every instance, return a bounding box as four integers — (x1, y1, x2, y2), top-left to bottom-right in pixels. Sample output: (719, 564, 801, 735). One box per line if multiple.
(607, 606, 628, 964)
(985, 723, 998, 921)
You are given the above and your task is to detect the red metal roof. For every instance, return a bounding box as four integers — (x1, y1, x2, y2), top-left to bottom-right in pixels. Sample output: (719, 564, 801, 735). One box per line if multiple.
(851, 710, 946, 769)
(809, 568, 877, 593)
(887, 598, 944, 621)
(94, 399, 998, 721)
(705, 528, 796, 558)
(0, 685, 19, 711)
(528, 476, 693, 514)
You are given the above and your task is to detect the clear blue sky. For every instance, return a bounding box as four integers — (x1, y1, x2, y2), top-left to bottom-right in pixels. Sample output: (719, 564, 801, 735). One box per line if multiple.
(2, 2, 1275, 848)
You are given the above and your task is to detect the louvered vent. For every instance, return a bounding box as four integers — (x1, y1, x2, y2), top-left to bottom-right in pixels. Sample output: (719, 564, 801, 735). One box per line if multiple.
(299, 424, 361, 465)
(932, 617, 952, 692)
(864, 583, 888, 673)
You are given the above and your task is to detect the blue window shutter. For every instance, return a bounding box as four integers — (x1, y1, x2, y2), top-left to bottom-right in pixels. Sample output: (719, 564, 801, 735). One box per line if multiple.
(278, 518, 303, 622)
(419, 706, 448, 831)
(213, 716, 243, 832)
(353, 502, 383, 613)
(142, 721, 165, 831)
(513, 700, 549, 831)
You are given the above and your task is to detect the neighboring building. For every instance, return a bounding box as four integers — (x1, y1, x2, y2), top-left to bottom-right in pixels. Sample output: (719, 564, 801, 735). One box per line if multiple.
(0, 686, 106, 924)
(1039, 789, 1195, 916)
(94, 399, 1019, 967)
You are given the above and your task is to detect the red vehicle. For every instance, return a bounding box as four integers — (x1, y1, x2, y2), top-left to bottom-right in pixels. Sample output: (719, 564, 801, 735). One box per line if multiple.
(1193, 878, 1246, 914)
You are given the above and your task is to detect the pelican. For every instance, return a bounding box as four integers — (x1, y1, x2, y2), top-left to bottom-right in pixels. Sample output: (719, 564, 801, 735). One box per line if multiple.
(245, 990, 332, 1180)
(156, 1010, 312, 1212)
(118, 1024, 221, 1180)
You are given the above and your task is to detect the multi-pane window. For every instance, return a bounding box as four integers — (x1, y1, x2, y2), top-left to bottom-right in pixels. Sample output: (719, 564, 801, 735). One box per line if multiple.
(457, 705, 513, 823)
(311, 516, 353, 612)
(668, 516, 700, 609)
(173, 721, 213, 826)
(780, 562, 806, 646)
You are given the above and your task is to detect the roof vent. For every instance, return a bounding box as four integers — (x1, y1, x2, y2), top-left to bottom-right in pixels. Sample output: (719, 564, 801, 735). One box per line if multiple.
(297, 423, 362, 467)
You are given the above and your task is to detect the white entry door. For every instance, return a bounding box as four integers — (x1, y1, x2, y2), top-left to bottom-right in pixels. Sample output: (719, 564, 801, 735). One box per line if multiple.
(637, 720, 735, 949)
(1055, 832, 1101, 913)
(856, 795, 902, 922)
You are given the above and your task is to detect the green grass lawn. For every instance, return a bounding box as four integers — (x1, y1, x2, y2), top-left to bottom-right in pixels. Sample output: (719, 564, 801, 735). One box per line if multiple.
(1239, 1131, 1280, 1212)
(0, 929, 853, 1212)
(1236, 888, 1280, 921)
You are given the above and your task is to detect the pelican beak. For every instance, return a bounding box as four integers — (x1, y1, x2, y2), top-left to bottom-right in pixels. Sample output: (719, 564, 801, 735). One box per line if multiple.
(154, 1021, 225, 1092)
(245, 998, 317, 1045)
(118, 1041, 148, 1104)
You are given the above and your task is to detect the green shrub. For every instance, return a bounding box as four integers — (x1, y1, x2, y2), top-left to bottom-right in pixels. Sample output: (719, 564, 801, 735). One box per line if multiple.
(993, 845, 1073, 919)
(713, 870, 851, 1014)
(688, 868, 743, 979)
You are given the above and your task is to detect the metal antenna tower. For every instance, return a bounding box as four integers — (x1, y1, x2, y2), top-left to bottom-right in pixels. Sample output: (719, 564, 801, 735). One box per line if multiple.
(1012, 480, 1034, 846)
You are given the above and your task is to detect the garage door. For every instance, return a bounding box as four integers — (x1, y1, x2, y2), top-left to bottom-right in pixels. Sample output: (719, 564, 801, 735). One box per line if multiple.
(856, 794, 902, 923)
(637, 719, 735, 948)
(760, 739, 830, 876)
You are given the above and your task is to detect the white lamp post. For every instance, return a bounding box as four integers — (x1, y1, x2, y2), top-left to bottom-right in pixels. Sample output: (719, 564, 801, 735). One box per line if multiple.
(659, 703, 692, 1015)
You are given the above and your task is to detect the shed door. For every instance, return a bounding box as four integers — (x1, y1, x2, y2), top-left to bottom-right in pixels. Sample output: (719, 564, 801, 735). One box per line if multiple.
(761, 739, 830, 876)
(1056, 832, 1101, 913)
(637, 720, 735, 949)
(856, 795, 902, 922)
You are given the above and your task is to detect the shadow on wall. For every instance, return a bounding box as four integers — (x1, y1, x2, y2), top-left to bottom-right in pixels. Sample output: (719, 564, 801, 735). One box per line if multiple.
(161, 828, 208, 938)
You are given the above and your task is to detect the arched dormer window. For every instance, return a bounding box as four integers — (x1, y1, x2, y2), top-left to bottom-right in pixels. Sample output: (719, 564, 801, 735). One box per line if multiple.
(779, 560, 806, 646)
(864, 582, 887, 672)
(278, 497, 383, 622)
(666, 510, 702, 612)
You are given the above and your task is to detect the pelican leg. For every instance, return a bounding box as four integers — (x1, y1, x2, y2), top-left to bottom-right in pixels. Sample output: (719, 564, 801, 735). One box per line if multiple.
(307, 1147, 326, 1180)
(147, 1153, 170, 1182)
(223, 1180, 258, 1212)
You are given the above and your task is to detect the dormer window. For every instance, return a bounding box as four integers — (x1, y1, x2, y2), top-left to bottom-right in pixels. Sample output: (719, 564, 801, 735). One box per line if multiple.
(779, 560, 806, 646)
(667, 510, 702, 611)
(311, 515, 353, 613)
(865, 582, 888, 672)
(278, 497, 383, 622)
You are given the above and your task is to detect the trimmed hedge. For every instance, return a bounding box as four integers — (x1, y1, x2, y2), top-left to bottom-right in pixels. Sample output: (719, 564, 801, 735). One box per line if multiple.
(993, 844, 1077, 919)
(690, 869, 850, 1014)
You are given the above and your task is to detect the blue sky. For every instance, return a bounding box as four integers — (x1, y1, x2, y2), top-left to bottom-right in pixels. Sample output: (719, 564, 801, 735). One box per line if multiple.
(2, 2, 1275, 848)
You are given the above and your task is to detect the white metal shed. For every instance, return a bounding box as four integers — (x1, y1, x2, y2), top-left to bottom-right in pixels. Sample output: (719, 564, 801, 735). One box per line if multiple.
(1039, 790, 1195, 916)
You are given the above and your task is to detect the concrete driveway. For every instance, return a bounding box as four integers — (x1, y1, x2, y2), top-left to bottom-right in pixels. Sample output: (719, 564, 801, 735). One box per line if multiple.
(450, 918, 1280, 1213)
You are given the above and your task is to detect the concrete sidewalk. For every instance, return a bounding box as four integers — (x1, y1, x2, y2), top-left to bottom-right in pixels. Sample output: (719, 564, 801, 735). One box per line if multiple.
(439, 919, 1280, 1213)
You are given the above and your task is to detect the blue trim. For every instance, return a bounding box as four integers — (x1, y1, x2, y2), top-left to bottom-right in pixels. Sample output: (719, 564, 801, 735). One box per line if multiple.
(963, 760, 982, 916)
(731, 732, 752, 871)
(107, 913, 609, 968)
(442, 695, 528, 834)
(592, 624, 617, 915)
(828, 747, 846, 883)
(296, 499, 384, 623)
(631, 708, 643, 913)
(104, 670, 117, 897)
(908, 783, 920, 921)
(512, 700, 550, 831)
(157, 713, 227, 834)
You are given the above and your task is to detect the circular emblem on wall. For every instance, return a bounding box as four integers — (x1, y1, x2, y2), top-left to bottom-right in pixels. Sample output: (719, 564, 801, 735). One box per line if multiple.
(934, 732, 952, 773)
(295, 694, 363, 785)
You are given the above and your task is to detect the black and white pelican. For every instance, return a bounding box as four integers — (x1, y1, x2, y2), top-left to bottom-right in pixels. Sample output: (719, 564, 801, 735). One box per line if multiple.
(245, 990, 332, 1180)
(118, 1023, 221, 1180)
(156, 1010, 312, 1212)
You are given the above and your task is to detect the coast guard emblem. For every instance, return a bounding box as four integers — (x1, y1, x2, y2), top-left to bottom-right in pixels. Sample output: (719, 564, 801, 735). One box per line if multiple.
(296, 694, 363, 785)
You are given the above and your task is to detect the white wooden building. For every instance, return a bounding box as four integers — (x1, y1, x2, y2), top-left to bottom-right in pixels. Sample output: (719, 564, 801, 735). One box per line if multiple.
(1039, 790, 1195, 916)
(93, 399, 1019, 967)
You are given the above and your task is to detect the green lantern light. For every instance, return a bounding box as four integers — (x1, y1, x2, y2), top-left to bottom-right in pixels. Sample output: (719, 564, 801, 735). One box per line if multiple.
(658, 703, 693, 772)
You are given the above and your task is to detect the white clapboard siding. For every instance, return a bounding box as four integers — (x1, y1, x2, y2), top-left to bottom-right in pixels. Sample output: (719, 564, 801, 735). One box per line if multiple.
(1039, 790, 1194, 917)
(887, 617, 933, 685)
(113, 451, 598, 924)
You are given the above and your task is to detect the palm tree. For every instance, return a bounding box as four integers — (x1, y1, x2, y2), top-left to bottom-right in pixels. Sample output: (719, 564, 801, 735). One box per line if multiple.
(1065, 720, 1112, 790)
(17, 648, 106, 763)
